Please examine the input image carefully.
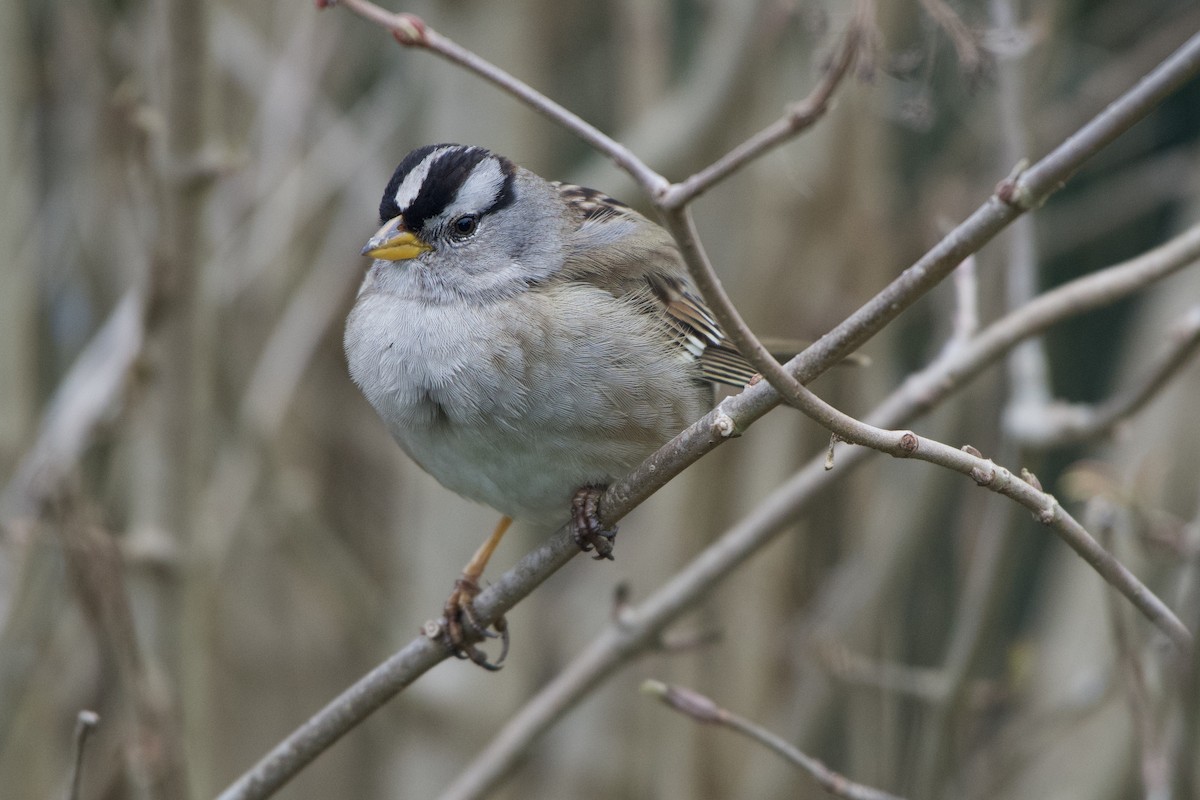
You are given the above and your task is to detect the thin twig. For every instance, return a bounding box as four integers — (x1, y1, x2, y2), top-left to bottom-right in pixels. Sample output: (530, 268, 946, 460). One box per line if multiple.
(643, 680, 907, 800)
(659, 4, 866, 208)
(65, 710, 100, 800)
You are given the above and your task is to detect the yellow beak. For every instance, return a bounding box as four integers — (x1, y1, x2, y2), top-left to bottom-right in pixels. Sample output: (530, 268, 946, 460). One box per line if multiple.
(361, 216, 433, 261)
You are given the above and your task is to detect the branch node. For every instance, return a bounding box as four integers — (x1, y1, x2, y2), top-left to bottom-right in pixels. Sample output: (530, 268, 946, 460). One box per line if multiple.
(711, 406, 740, 439)
(960, 444, 983, 458)
(897, 431, 919, 456)
(421, 618, 443, 639)
(391, 13, 428, 46)
(994, 158, 1043, 209)
(1034, 497, 1059, 525)
(969, 463, 996, 486)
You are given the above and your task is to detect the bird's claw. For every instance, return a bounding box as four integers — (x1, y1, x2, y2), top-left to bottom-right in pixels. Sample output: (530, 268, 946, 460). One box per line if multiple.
(435, 577, 509, 670)
(571, 485, 618, 560)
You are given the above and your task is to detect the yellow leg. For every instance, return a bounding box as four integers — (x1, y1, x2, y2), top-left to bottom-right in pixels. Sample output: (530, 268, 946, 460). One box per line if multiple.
(441, 515, 513, 670)
(462, 515, 512, 583)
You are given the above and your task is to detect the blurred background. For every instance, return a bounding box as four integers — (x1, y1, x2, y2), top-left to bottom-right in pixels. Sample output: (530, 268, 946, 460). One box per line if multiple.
(2, 0, 1200, 798)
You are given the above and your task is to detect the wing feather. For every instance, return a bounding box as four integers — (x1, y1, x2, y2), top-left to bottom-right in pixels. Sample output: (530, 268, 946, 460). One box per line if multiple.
(553, 181, 759, 388)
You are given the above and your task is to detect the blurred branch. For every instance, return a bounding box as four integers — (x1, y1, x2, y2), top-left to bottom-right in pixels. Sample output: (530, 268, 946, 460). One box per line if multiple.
(642, 680, 906, 800)
(122, 0, 215, 794)
(949, 254, 980, 347)
(1177, 495, 1200, 798)
(991, 0, 1052, 417)
(52, 494, 183, 800)
(915, 449, 1023, 793)
(816, 638, 1002, 705)
(1037, 145, 1199, 261)
(1009, 306, 1200, 448)
(919, 0, 985, 78)
(0, 290, 145, 522)
(65, 710, 99, 800)
(1093, 499, 1172, 800)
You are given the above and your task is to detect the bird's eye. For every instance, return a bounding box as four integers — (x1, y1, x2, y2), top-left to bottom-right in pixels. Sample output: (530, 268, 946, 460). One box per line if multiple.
(452, 214, 478, 237)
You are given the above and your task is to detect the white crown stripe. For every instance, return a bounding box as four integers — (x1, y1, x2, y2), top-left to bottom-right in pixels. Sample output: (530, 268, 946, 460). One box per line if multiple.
(391, 146, 452, 212)
(452, 157, 507, 215)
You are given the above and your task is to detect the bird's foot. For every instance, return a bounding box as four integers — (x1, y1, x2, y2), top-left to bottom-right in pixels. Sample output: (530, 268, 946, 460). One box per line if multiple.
(571, 485, 618, 560)
(435, 576, 509, 670)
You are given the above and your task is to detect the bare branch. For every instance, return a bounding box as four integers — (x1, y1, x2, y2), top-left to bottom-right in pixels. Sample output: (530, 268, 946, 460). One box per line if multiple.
(643, 680, 907, 800)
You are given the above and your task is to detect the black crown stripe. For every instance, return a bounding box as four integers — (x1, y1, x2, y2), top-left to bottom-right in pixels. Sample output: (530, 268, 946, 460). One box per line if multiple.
(377, 145, 517, 233)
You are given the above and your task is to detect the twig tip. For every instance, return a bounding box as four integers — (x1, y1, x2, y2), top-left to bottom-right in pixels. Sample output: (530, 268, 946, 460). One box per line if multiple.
(641, 680, 724, 723)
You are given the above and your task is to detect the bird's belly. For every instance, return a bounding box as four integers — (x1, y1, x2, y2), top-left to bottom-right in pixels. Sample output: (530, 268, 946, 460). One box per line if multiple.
(344, 286, 710, 520)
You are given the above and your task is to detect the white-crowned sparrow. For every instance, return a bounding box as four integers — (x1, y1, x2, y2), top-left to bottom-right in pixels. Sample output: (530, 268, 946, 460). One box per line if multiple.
(344, 144, 754, 666)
